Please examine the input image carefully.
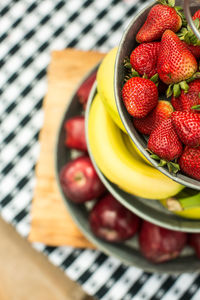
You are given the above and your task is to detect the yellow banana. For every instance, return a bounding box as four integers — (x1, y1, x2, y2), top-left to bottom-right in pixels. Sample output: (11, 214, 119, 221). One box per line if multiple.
(122, 133, 149, 164)
(123, 134, 152, 166)
(97, 47, 126, 132)
(87, 94, 184, 200)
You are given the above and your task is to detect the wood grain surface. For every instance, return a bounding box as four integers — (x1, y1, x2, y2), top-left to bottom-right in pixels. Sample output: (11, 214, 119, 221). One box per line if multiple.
(28, 49, 105, 247)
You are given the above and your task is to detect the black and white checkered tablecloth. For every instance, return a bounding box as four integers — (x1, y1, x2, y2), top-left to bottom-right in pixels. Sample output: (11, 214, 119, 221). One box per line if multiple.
(1, 0, 200, 299)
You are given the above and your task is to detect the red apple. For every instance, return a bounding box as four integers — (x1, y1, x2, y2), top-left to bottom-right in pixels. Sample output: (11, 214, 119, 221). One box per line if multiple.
(139, 221, 187, 263)
(189, 233, 200, 259)
(89, 194, 140, 242)
(59, 156, 105, 203)
(77, 72, 96, 109)
(64, 116, 87, 151)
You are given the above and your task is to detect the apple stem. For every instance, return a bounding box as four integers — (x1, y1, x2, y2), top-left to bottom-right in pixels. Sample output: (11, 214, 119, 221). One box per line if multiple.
(167, 193, 200, 211)
(74, 171, 86, 185)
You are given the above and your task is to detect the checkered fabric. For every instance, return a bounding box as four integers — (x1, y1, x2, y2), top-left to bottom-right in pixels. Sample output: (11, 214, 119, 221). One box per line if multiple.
(1, 0, 200, 299)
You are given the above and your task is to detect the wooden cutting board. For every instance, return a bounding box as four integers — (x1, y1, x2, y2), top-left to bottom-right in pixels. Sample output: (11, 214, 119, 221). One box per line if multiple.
(28, 49, 105, 248)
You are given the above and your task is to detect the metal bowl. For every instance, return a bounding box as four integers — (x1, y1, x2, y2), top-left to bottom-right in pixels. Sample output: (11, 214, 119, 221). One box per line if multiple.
(114, 0, 200, 190)
(55, 67, 200, 273)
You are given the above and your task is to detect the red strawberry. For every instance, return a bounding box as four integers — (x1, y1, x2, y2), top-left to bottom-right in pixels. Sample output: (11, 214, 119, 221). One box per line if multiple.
(189, 78, 200, 93)
(77, 72, 96, 109)
(157, 30, 197, 84)
(130, 42, 160, 78)
(171, 111, 200, 147)
(136, 3, 182, 43)
(148, 118, 183, 161)
(122, 77, 158, 118)
(183, 42, 200, 59)
(171, 79, 200, 112)
(179, 146, 200, 180)
(133, 100, 173, 135)
(192, 9, 200, 21)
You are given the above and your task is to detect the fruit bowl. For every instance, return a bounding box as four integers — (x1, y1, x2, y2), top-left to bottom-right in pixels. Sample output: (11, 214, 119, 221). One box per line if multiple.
(55, 66, 200, 273)
(114, 0, 200, 190)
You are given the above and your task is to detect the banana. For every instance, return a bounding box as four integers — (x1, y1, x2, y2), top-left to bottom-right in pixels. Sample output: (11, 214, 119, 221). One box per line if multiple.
(122, 133, 149, 164)
(123, 134, 152, 166)
(87, 94, 184, 200)
(97, 47, 126, 132)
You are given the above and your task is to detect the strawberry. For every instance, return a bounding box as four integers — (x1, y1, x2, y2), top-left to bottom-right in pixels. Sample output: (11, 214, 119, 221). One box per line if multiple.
(192, 10, 200, 21)
(171, 111, 200, 147)
(179, 146, 200, 180)
(147, 118, 183, 162)
(183, 42, 200, 59)
(133, 100, 173, 135)
(122, 77, 158, 118)
(171, 79, 200, 112)
(157, 30, 197, 84)
(77, 71, 96, 109)
(130, 42, 160, 78)
(136, 2, 182, 43)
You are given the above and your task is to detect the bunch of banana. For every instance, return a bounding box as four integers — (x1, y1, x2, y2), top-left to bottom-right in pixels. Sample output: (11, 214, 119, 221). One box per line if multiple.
(87, 94, 183, 199)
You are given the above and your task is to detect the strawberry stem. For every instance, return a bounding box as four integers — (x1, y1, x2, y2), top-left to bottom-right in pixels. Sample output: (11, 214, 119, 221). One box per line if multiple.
(123, 57, 140, 82)
(157, 0, 174, 7)
(166, 84, 173, 98)
(149, 153, 180, 174)
(150, 73, 159, 84)
(167, 162, 180, 174)
(178, 20, 200, 46)
(173, 83, 181, 97)
(167, 192, 200, 211)
(166, 81, 189, 98)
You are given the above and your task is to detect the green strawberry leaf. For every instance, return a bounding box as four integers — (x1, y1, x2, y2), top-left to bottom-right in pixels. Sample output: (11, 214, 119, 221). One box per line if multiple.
(150, 73, 159, 83)
(167, 0, 175, 7)
(166, 84, 173, 98)
(177, 11, 187, 27)
(158, 0, 167, 6)
(175, 6, 183, 11)
(143, 73, 148, 79)
(123, 58, 140, 82)
(124, 57, 132, 69)
(150, 154, 161, 160)
(167, 162, 180, 174)
(158, 160, 167, 167)
(173, 83, 181, 97)
(131, 69, 140, 77)
(179, 81, 189, 92)
(192, 104, 200, 111)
